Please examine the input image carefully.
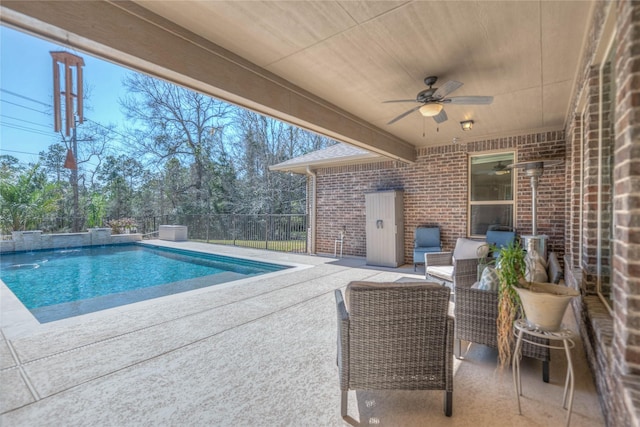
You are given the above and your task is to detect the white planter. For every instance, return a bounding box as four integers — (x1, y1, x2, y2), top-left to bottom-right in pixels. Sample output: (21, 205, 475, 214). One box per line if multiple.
(515, 282, 579, 331)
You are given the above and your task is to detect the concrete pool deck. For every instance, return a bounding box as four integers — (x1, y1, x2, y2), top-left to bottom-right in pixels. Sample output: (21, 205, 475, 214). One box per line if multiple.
(1, 241, 604, 426)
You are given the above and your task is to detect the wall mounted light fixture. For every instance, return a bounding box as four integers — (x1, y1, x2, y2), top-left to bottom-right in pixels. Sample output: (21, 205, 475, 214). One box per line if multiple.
(460, 120, 474, 131)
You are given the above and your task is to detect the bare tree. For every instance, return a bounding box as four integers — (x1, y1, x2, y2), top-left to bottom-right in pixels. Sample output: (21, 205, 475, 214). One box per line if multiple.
(231, 109, 334, 214)
(120, 74, 231, 213)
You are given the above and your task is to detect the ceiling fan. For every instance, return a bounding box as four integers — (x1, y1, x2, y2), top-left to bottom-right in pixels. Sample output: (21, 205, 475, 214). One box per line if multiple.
(491, 161, 510, 175)
(384, 76, 493, 125)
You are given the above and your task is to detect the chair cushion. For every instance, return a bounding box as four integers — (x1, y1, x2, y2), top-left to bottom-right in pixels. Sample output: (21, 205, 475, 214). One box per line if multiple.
(414, 227, 441, 248)
(426, 265, 453, 282)
(547, 252, 563, 284)
(486, 230, 516, 250)
(452, 238, 489, 260)
(413, 247, 442, 262)
(476, 266, 500, 291)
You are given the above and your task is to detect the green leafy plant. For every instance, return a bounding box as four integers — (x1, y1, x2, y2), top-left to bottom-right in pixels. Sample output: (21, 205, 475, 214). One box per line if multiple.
(495, 239, 527, 371)
(86, 193, 107, 229)
(0, 164, 60, 232)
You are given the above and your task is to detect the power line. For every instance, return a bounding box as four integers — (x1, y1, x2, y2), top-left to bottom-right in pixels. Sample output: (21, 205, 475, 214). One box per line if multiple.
(2, 122, 55, 137)
(0, 90, 131, 141)
(1, 99, 51, 115)
(0, 89, 52, 107)
(0, 148, 40, 156)
(0, 148, 101, 168)
(84, 117, 131, 141)
(0, 114, 51, 129)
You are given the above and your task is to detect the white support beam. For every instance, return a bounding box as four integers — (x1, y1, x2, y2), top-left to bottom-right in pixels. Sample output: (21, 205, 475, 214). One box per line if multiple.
(1, 1, 416, 163)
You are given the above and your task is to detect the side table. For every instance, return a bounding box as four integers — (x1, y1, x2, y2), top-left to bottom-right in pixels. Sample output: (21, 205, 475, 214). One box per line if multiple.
(512, 319, 575, 426)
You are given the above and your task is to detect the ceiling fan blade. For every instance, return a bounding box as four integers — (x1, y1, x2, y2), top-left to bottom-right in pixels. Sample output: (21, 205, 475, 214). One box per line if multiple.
(433, 80, 463, 99)
(446, 96, 494, 105)
(433, 109, 448, 124)
(387, 105, 422, 125)
(382, 99, 420, 103)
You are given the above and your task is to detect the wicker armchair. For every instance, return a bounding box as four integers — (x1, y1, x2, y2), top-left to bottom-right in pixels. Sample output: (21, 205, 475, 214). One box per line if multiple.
(335, 281, 454, 417)
(454, 284, 551, 382)
(425, 238, 489, 288)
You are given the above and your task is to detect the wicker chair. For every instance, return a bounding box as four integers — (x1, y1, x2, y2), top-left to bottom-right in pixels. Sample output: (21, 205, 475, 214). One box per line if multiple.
(335, 281, 454, 417)
(425, 238, 489, 289)
(454, 284, 551, 382)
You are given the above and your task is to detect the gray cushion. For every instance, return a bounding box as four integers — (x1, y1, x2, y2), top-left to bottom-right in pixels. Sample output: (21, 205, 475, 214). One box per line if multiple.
(548, 252, 563, 284)
(525, 253, 548, 283)
(452, 238, 489, 260)
(426, 265, 454, 282)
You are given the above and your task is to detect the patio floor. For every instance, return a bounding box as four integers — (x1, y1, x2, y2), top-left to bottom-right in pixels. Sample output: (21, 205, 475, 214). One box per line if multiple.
(1, 241, 604, 426)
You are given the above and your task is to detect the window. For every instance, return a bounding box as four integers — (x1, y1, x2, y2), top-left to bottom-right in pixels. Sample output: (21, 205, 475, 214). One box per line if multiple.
(469, 152, 515, 236)
(596, 33, 615, 313)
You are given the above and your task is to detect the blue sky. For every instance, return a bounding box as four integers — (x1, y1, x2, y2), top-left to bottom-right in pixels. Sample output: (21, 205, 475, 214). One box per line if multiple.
(0, 26, 130, 164)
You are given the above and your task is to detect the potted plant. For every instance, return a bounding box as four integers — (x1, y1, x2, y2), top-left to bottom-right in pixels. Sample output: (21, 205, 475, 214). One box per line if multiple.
(495, 239, 579, 370)
(494, 240, 526, 370)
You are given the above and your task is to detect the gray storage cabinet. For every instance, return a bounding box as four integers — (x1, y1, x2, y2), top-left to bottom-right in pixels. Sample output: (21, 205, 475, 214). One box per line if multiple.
(365, 190, 405, 267)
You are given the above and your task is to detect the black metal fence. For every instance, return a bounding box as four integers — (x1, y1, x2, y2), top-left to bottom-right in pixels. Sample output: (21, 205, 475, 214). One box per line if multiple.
(25, 214, 309, 253)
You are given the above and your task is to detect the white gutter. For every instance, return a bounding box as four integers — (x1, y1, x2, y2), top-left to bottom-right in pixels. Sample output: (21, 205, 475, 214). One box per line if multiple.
(306, 166, 317, 254)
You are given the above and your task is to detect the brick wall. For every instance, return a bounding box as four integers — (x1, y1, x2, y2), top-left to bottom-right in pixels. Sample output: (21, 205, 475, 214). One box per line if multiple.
(612, 0, 640, 425)
(562, 0, 640, 425)
(315, 161, 406, 258)
(510, 133, 566, 253)
(314, 131, 566, 265)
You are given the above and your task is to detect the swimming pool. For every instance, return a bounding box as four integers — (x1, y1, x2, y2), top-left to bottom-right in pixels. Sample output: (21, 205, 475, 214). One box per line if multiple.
(0, 244, 289, 323)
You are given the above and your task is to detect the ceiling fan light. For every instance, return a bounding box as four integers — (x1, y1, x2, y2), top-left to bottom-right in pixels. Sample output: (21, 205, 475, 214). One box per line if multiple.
(419, 103, 443, 117)
(460, 120, 474, 131)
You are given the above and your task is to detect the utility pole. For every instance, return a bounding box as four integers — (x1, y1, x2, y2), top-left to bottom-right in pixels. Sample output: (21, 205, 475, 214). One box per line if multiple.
(71, 117, 80, 232)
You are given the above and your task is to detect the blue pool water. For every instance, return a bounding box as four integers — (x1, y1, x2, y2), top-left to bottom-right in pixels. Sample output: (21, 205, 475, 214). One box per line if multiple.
(0, 244, 288, 322)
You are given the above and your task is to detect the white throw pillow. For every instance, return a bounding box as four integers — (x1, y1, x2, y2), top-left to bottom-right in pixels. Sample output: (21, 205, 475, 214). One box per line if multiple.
(452, 238, 489, 260)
